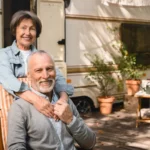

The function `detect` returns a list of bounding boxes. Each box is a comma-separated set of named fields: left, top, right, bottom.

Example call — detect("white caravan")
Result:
left=1, top=0, right=150, bottom=113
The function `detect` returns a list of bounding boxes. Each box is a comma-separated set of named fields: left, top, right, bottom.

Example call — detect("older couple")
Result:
left=0, top=10, right=96, bottom=149
left=8, top=50, right=96, bottom=150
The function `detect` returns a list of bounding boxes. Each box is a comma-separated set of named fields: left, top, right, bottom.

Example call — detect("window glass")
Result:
left=120, top=23, right=150, bottom=65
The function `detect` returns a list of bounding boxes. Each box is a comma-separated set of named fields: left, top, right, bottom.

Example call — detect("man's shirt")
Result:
left=7, top=89, right=96, bottom=150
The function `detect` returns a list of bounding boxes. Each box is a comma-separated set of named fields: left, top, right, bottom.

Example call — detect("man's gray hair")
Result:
left=27, top=50, right=55, bottom=71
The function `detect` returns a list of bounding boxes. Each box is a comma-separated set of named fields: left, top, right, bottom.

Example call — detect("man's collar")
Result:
left=30, top=87, right=59, bottom=104
left=30, top=87, right=52, bottom=101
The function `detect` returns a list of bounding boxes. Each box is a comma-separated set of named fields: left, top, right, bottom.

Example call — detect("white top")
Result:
left=20, top=50, right=32, bottom=75
left=31, top=87, right=65, bottom=150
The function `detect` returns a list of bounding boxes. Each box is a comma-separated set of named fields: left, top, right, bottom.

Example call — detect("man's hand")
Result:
left=33, top=96, right=54, bottom=117
left=17, top=90, right=55, bottom=117
left=54, top=100, right=73, bottom=124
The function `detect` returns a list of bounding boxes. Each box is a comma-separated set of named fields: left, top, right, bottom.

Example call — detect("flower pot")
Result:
left=97, top=96, right=115, bottom=115
left=126, top=80, right=141, bottom=96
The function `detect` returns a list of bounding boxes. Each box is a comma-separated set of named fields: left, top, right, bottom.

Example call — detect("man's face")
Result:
left=28, top=53, right=56, bottom=94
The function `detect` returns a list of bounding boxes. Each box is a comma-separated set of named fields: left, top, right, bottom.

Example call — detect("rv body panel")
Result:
left=66, top=0, right=150, bottom=108
left=37, top=0, right=66, bottom=77
left=37, top=0, right=65, bottom=61
left=66, top=0, right=150, bottom=21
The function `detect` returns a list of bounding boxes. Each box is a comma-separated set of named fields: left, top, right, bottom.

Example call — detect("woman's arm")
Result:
left=55, top=68, right=74, bottom=102
left=16, top=91, right=54, bottom=117
left=0, top=50, right=29, bottom=96
left=0, top=50, right=54, bottom=117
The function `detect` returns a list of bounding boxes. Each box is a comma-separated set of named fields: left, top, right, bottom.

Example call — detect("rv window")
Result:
left=120, top=23, right=150, bottom=65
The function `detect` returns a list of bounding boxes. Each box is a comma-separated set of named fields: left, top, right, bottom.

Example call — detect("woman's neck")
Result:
left=16, top=42, right=30, bottom=50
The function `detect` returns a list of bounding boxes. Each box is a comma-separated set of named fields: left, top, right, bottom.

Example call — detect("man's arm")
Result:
left=7, top=102, right=27, bottom=150
left=54, top=100, right=96, bottom=149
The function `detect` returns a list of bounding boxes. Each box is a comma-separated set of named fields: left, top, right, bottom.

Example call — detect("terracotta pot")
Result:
left=126, top=80, right=141, bottom=96
left=97, top=96, right=115, bottom=115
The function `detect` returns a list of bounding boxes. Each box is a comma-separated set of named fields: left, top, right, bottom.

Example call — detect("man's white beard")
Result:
left=38, top=79, right=55, bottom=93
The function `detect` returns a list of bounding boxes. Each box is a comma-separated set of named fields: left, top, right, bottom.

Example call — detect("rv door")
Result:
left=36, top=0, right=66, bottom=77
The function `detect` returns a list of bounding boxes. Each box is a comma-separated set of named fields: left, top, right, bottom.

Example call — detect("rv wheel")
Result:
left=76, top=99, right=92, bottom=114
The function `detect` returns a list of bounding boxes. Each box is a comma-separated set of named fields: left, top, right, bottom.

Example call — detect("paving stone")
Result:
left=82, top=108, right=150, bottom=150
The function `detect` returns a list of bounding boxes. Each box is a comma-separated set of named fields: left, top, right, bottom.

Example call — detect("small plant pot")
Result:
left=97, top=96, right=115, bottom=115
left=126, top=80, right=141, bottom=96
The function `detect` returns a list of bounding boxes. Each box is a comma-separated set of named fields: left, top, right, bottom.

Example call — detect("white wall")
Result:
left=66, top=0, right=150, bottom=21
left=66, top=0, right=150, bottom=67
left=66, top=20, right=120, bottom=66
left=37, top=0, right=65, bottom=62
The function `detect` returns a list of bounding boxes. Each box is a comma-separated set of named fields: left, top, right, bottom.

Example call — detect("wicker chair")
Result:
left=0, top=78, right=30, bottom=150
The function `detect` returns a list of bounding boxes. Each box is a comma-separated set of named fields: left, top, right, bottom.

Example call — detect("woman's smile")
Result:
left=16, top=19, right=36, bottom=50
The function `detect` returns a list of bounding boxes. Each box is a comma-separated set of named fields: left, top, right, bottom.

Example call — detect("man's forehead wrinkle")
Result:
left=32, top=63, right=54, bottom=71
left=28, top=53, right=55, bottom=71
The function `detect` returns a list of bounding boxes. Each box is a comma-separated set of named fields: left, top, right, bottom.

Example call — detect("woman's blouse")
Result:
left=0, top=41, right=74, bottom=97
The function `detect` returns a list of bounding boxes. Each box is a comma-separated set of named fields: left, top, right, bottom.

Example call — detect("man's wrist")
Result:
left=66, top=116, right=73, bottom=125
left=67, top=116, right=76, bottom=126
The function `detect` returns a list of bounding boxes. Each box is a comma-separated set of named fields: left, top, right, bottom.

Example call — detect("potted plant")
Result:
left=117, top=43, right=145, bottom=96
left=86, top=54, right=118, bottom=115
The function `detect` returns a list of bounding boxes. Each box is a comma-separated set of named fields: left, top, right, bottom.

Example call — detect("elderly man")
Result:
left=7, top=50, right=96, bottom=150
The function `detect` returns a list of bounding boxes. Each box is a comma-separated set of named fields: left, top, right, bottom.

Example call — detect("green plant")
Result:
left=86, top=54, right=117, bottom=98
left=117, top=43, right=145, bottom=80
left=107, top=26, right=145, bottom=80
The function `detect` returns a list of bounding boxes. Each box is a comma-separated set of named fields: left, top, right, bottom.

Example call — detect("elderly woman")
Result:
left=0, top=10, right=73, bottom=117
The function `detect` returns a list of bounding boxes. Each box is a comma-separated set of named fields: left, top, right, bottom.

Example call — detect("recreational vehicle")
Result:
left=0, top=0, right=150, bottom=113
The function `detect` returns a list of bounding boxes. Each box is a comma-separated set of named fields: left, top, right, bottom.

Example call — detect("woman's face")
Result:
left=16, top=18, right=36, bottom=50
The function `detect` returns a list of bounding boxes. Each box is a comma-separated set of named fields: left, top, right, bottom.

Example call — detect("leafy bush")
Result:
left=117, top=43, right=145, bottom=80
left=86, top=54, right=117, bottom=97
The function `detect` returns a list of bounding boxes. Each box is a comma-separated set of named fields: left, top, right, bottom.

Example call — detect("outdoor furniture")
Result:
left=0, top=120, right=4, bottom=150
left=0, top=77, right=30, bottom=150
left=135, top=92, right=150, bottom=128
